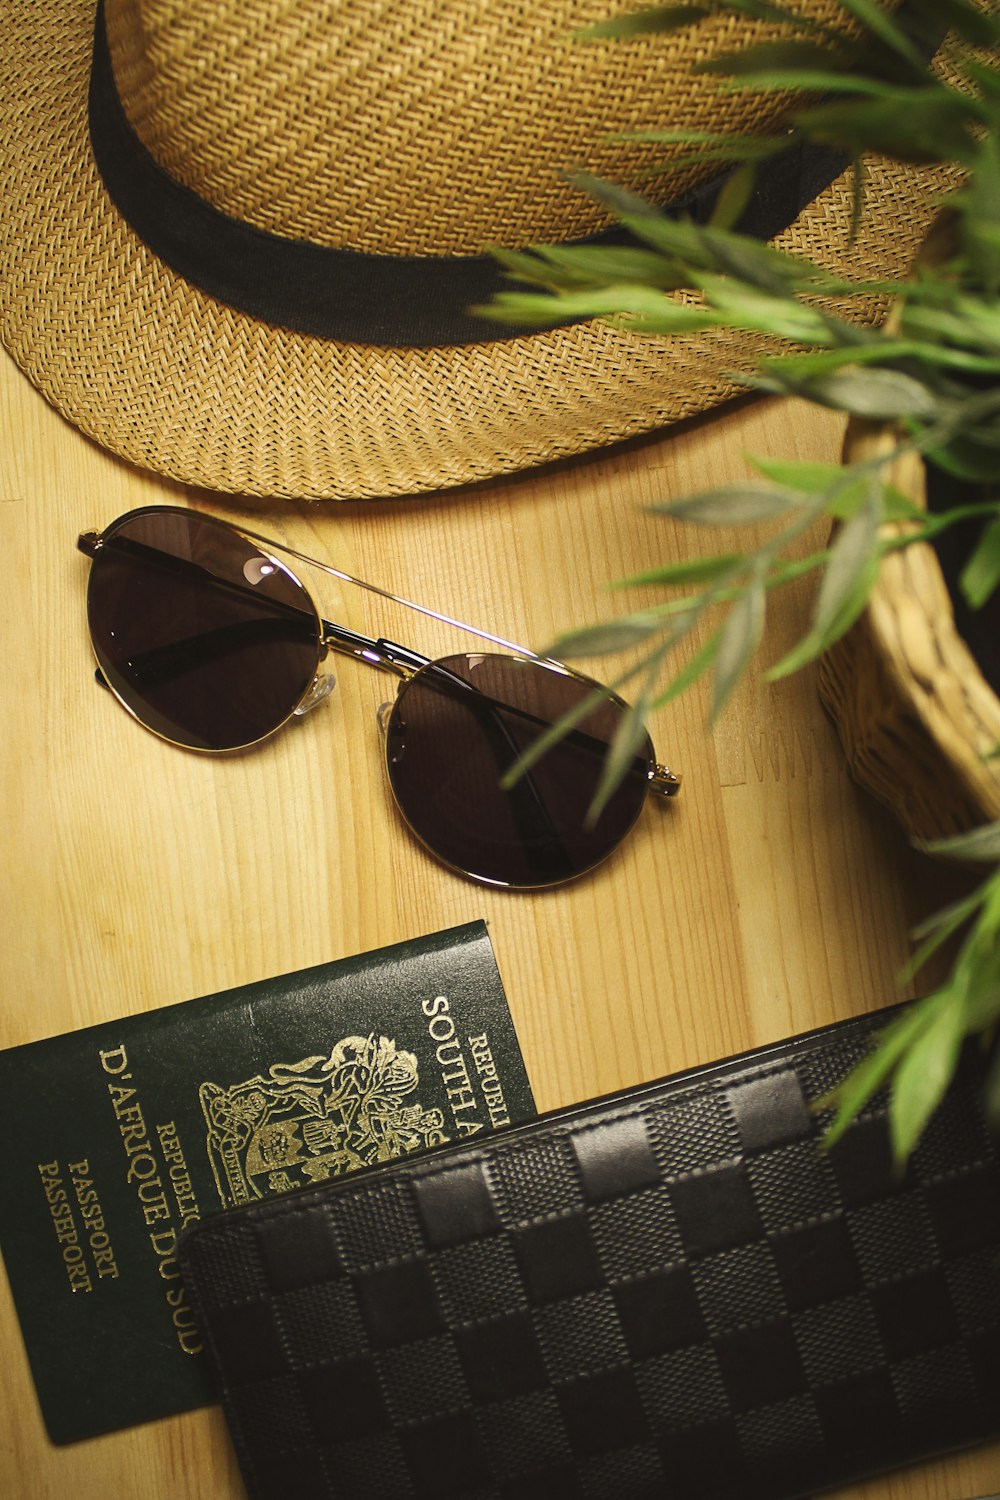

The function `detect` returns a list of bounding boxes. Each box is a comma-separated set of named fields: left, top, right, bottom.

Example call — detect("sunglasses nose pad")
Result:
left=376, top=700, right=396, bottom=745
left=378, top=700, right=411, bottom=768
left=293, top=672, right=336, bottom=718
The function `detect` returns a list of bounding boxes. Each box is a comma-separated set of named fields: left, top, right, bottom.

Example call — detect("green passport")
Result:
left=0, top=921, right=534, bottom=1444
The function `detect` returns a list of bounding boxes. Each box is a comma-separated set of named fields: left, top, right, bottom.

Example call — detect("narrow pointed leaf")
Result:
left=766, top=545, right=879, bottom=681
left=747, top=455, right=846, bottom=492
left=927, top=1, right=1000, bottom=48
left=889, top=990, right=967, bottom=1164
left=961, top=934, right=1000, bottom=1032
left=621, top=128, right=787, bottom=160
left=498, top=680, right=614, bottom=789
left=714, top=0, right=829, bottom=23
left=924, top=822, right=1000, bottom=863
left=699, top=277, right=835, bottom=340
left=651, top=484, right=804, bottom=525
left=575, top=6, right=710, bottom=41
left=476, top=283, right=707, bottom=326
left=587, top=699, right=654, bottom=826
left=698, top=39, right=852, bottom=77
left=546, top=614, right=665, bottom=660
left=961, top=134, right=1000, bottom=294
left=817, top=1000, right=941, bottom=1148
left=528, top=243, right=680, bottom=288
left=652, top=628, right=722, bottom=708
left=710, top=161, right=758, bottom=231
left=835, top=0, right=930, bottom=71
left=959, top=514, right=1000, bottom=610
left=794, top=368, right=939, bottom=419
left=813, top=485, right=880, bottom=637
left=568, top=172, right=661, bottom=222
left=900, top=885, right=986, bottom=984
left=613, top=553, right=743, bottom=589
left=711, top=574, right=766, bottom=721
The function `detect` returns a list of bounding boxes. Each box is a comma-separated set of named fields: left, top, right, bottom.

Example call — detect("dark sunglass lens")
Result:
left=384, top=653, right=652, bottom=887
left=87, top=509, right=322, bottom=750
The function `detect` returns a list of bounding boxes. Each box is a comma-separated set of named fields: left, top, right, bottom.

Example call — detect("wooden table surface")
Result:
left=1, top=344, right=998, bottom=1499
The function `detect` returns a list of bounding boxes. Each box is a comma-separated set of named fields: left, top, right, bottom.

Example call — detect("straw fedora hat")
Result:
left=0, top=0, right=954, bottom=500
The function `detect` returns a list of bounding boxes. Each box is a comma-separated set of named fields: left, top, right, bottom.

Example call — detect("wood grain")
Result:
left=1, top=348, right=997, bottom=1498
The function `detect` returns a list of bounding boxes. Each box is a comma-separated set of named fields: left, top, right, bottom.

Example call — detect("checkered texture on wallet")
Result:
left=177, top=1004, right=1000, bottom=1500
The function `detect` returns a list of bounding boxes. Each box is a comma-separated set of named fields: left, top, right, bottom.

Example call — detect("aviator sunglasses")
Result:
left=78, top=506, right=681, bottom=888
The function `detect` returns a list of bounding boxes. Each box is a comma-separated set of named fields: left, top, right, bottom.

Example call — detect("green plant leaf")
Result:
left=746, top=455, right=845, bottom=492
left=961, top=927, right=1000, bottom=1032
left=902, top=293, right=1000, bottom=356
left=477, top=282, right=731, bottom=333
left=612, top=553, right=744, bottom=588
left=961, top=132, right=1000, bottom=296
left=786, top=366, right=939, bottom=419
left=697, top=39, right=852, bottom=78
left=766, top=540, right=879, bottom=681
left=888, top=992, right=968, bottom=1164
left=962, top=57, right=1000, bottom=102
left=746, top=455, right=925, bottom=523
left=708, top=74, right=950, bottom=101
left=827, top=478, right=922, bottom=524
left=498, top=673, right=631, bottom=790
left=900, top=884, right=987, bottom=986
left=698, top=275, right=836, bottom=340
left=834, top=0, right=932, bottom=74
left=820, top=475, right=875, bottom=522
left=574, top=5, right=710, bottom=41
left=959, top=515, right=1000, bottom=610
left=765, top=337, right=1000, bottom=379
left=710, top=161, right=759, bottom=231
left=605, top=209, right=823, bottom=287
left=929, top=0, right=1000, bottom=49
left=650, top=484, right=805, bottom=525
left=711, top=571, right=766, bottom=720
left=545, top=613, right=666, bottom=659
left=651, top=628, right=722, bottom=708
left=922, top=433, right=1000, bottom=484
left=813, top=483, right=881, bottom=637
left=568, top=172, right=663, bottom=222
left=793, top=95, right=977, bottom=165
left=506, top=242, right=682, bottom=290
left=924, top=822, right=1000, bottom=863
left=587, top=695, right=655, bottom=825
left=619, top=127, right=788, bottom=160
left=817, top=1000, right=942, bottom=1148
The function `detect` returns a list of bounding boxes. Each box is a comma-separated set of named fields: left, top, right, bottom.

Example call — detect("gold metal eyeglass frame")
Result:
left=78, top=507, right=680, bottom=886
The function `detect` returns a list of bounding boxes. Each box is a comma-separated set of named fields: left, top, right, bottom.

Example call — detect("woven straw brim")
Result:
left=0, top=3, right=959, bottom=500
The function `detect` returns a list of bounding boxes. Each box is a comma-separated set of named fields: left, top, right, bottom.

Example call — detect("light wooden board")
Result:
left=1, top=347, right=997, bottom=1498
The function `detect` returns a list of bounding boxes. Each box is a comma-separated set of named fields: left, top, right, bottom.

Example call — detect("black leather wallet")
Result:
left=177, top=1004, right=1000, bottom=1500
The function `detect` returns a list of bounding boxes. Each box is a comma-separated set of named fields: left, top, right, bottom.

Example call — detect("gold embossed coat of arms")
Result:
left=200, top=1034, right=448, bottom=1207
